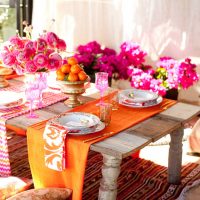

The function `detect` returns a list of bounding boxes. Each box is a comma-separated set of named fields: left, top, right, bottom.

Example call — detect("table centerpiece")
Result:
left=56, top=56, right=90, bottom=108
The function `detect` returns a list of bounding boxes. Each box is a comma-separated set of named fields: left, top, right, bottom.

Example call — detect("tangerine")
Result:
left=56, top=68, right=63, bottom=75
left=70, top=64, right=83, bottom=74
left=68, top=72, right=79, bottom=82
left=56, top=72, right=65, bottom=81
left=78, top=71, right=88, bottom=81
left=67, top=57, right=78, bottom=65
left=61, top=64, right=71, bottom=74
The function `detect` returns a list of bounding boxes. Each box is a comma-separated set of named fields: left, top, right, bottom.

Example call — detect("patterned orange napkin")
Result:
left=43, top=122, right=68, bottom=171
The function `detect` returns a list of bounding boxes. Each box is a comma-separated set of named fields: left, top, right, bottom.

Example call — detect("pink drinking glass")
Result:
left=36, top=72, right=48, bottom=107
left=25, top=74, right=40, bottom=118
left=95, top=72, right=109, bottom=105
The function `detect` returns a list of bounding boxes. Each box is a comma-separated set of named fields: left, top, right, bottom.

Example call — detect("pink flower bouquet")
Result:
left=0, top=31, right=66, bottom=74
left=128, top=57, right=199, bottom=96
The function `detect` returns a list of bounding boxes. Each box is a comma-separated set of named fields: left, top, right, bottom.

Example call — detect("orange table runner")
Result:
left=27, top=97, right=176, bottom=200
left=5, top=72, right=21, bottom=80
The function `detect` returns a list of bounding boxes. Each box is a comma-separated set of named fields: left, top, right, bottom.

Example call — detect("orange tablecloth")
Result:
left=27, top=97, right=176, bottom=200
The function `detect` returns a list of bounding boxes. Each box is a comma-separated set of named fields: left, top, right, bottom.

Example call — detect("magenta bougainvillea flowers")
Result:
left=75, top=40, right=199, bottom=96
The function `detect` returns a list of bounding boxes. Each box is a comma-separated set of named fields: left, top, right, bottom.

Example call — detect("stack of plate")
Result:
left=118, top=89, right=162, bottom=108
left=49, top=112, right=105, bottom=135
left=0, top=91, right=24, bottom=110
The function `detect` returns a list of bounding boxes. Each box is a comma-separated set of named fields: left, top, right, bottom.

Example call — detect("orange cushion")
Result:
left=0, top=176, right=32, bottom=200
left=7, top=188, right=72, bottom=200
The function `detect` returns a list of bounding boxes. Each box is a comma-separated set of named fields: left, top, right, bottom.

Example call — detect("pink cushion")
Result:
left=7, top=188, right=72, bottom=200
left=0, top=176, right=32, bottom=200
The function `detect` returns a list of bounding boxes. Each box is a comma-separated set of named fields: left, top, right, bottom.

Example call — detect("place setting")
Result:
left=118, top=88, right=163, bottom=108
left=48, top=112, right=106, bottom=136
left=0, top=91, right=26, bottom=116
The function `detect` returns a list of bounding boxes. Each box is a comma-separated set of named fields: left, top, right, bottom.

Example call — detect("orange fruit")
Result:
left=61, top=64, right=71, bottom=74
left=78, top=71, right=88, bottom=81
left=56, top=72, right=65, bottom=81
left=56, top=68, right=63, bottom=75
left=68, top=72, right=79, bottom=82
left=67, top=57, right=78, bottom=65
left=70, top=64, right=83, bottom=74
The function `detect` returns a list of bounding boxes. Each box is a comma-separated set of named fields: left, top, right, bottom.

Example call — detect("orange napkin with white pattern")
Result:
left=43, top=123, right=68, bottom=171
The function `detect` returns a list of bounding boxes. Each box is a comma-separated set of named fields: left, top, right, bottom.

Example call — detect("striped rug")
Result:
left=8, top=131, right=200, bottom=200
left=83, top=152, right=200, bottom=200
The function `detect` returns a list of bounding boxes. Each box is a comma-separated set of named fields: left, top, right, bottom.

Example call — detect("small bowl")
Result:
left=0, top=67, right=13, bottom=88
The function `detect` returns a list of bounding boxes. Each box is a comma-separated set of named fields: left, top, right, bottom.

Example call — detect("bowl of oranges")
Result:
left=56, top=57, right=90, bottom=107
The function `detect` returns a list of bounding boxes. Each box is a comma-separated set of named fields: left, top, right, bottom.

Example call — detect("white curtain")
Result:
left=32, top=0, right=200, bottom=103
left=32, top=0, right=200, bottom=61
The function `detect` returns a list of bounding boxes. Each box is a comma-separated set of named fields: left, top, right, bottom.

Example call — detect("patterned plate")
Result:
left=50, top=112, right=101, bottom=132
left=119, top=96, right=163, bottom=108
left=0, top=91, right=25, bottom=109
left=67, top=121, right=105, bottom=136
left=119, top=89, right=158, bottom=103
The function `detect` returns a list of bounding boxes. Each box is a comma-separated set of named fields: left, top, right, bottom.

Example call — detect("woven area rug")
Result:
left=8, top=130, right=200, bottom=200
left=8, top=131, right=31, bottom=179
left=83, top=154, right=200, bottom=200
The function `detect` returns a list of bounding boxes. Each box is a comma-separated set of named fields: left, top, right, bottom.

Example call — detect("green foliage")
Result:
left=0, top=7, right=16, bottom=41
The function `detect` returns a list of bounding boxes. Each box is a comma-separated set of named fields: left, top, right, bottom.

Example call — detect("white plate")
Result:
left=119, top=96, right=163, bottom=108
left=0, top=99, right=25, bottom=110
left=50, top=112, right=100, bottom=132
left=47, top=81, right=60, bottom=90
left=0, top=91, right=23, bottom=106
left=67, top=121, right=105, bottom=136
left=0, top=91, right=25, bottom=110
left=119, top=89, right=158, bottom=103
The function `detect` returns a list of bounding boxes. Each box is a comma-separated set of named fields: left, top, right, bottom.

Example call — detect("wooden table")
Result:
left=5, top=77, right=200, bottom=200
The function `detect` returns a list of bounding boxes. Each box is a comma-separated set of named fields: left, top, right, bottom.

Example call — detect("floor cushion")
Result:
left=188, top=118, right=200, bottom=153
left=0, top=176, right=33, bottom=200
left=177, top=179, right=200, bottom=200
left=7, top=188, right=72, bottom=200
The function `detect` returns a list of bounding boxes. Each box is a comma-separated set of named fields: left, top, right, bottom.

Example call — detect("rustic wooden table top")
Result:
left=7, top=77, right=200, bottom=159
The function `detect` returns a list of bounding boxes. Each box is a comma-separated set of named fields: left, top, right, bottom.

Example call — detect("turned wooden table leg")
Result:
left=168, top=127, right=184, bottom=184
left=98, top=154, right=122, bottom=200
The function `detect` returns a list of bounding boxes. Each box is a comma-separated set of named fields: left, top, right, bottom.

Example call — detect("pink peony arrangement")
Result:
left=0, top=31, right=66, bottom=74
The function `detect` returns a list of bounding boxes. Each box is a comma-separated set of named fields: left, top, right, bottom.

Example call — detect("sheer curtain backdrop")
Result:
left=32, top=0, right=200, bottom=60
left=32, top=0, right=200, bottom=103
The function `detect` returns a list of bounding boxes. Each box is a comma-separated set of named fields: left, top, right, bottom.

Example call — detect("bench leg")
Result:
left=98, top=154, right=122, bottom=200
left=168, top=127, right=184, bottom=184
